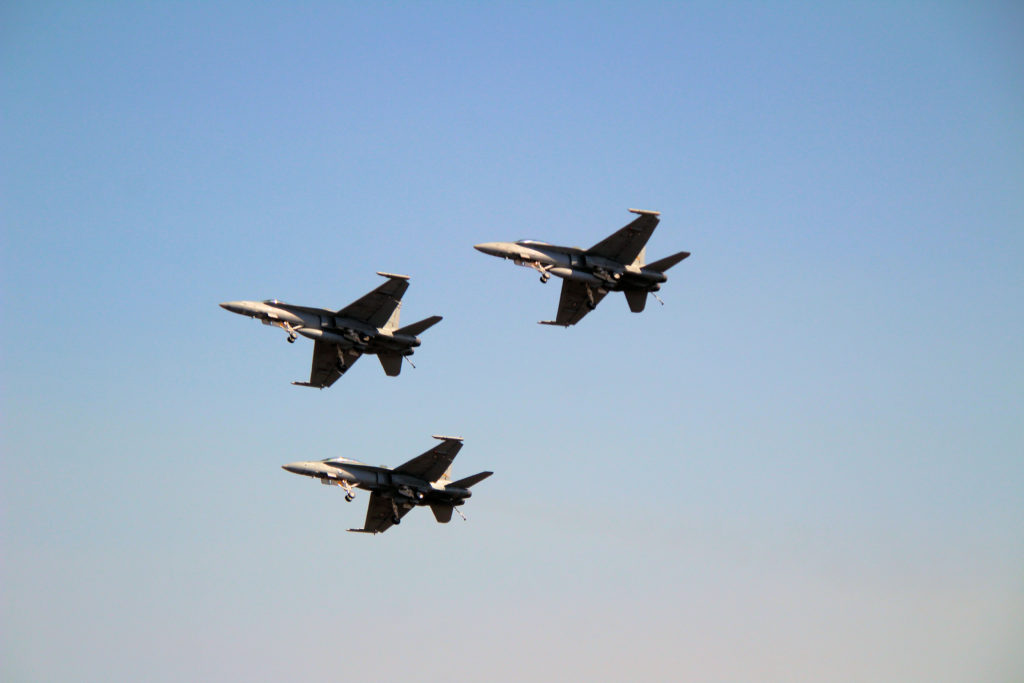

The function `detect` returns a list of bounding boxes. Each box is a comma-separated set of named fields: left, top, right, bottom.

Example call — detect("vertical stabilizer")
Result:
left=383, top=301, right=402, bottom=331
left=430, top=503, right=454, bottom=523
left=632, top=246, right=646, bottom=267
left=378, top=353, right=403, bottom=376
left=624, top=289, right=648, bottom=313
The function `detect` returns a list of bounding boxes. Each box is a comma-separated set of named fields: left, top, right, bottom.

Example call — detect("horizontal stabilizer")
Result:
left=645, top=250, right=690, bottom=273
left=430, top=503, right=454, bottom=523
left=396, top=315, right=442, bottom=337
left=449, top=471, right=493, bottom=489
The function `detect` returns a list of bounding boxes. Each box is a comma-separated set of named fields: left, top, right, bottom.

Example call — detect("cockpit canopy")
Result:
left=515, top=239, right=584, bottom=253
left=321, top=456, right=367, bottom=466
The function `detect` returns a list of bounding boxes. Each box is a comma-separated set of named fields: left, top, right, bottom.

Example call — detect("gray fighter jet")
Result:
left=220, top=272, right=441, bottom=388
left=282, top=436, right=492, bottom=534
left=475, top=209, right=690, bottom=326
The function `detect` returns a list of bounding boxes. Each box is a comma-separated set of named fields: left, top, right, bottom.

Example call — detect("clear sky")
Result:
left=3, top=2, right=1022, bottom=681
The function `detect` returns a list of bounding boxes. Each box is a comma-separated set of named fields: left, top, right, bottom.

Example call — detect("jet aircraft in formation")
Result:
left=224, top=209, right=689, bottom=534
left=474, top=208, right=689, bottom=326
left=282, top=436, right=492, bottom=534
left=221, top=272, right=441, bottom=388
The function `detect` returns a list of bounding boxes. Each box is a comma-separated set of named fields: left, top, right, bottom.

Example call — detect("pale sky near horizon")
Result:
left=3, top=2, right=1023, bottom=681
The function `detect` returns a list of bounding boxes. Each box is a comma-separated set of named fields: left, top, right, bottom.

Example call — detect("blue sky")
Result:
left=3, top=2, right=1022, bottom=681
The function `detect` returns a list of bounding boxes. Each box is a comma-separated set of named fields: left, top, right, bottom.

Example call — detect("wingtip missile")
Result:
left=628, top=208, right=661, bottom=216
left=376, top=271, right=410, bottom=280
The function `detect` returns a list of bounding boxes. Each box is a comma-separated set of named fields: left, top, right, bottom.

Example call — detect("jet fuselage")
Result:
left=219, top=300, right=421, bottom=354
left=473, top=241, right=667, bottom=292
left=282, top=458, right=472, bottom=507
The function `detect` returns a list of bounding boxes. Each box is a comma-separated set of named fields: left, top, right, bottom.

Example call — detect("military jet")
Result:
left=220, top=272, right=441, bottom=388
left=475, top=209, right=690, bottom=326
left=282, top=435, right=493, bottom=534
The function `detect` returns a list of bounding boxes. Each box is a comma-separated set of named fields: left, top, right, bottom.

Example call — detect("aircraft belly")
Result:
left=548, top=267, right=603, bottom=287
left=516, top=249, right=566, bottom=266
left=300, top=312, right=322, bottom=327
left=544, top=251, right=571, bottom=266
left=586, top=255, right=619, bottom=271
left=391, top=473, right=426, bottom=489
left=270, top=308, right=306, bottom=326
left=332, top=318, right=377, bottom=336
left=326, top=466, right=375, bottom=488
left=368, top=335, right=416, bottom=353
left=298, top=328, right=356, bottom=348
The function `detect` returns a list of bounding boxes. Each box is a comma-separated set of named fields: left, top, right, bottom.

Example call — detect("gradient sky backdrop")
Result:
left=3, top=2, right=1022, bottom=681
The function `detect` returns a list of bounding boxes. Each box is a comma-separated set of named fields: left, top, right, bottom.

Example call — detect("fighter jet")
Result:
left=475, top=209, right=690, bottom=326
left=282, top=435, right=493, bottom=534
left=220, top=272, right=441, bottom=388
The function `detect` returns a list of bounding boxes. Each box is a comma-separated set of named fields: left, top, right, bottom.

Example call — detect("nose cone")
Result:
left=221, top=300, right=263, bottom=317
left=474, top=242, right=507, bottom=257
left=220, top=301, right=246, bottom=315
left=282, top=462, right=307, bottom=475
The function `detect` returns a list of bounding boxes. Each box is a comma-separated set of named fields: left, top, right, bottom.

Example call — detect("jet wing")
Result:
left=349, top=492, right=412, bottom=534
left=540, top=279, right=609, bottom=327
left=335, top=273, right=410, bottom=327
left=292, top=340, right=360, bottom=388
left=586, top=210, right=660, bottom=264
left=392, top=436, right=464, bottom=482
